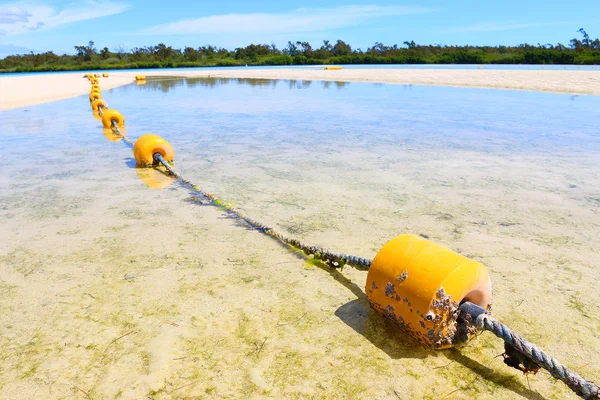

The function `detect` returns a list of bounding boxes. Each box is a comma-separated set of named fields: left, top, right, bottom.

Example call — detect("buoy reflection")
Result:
left=135, top=163, right=175, bottom=189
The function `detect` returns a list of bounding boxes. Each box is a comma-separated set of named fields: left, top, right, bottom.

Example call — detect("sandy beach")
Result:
left=1, top=68, right=599, bottom=110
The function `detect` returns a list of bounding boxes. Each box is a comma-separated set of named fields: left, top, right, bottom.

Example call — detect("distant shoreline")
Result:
left=1, top=68, right=599, bottom=110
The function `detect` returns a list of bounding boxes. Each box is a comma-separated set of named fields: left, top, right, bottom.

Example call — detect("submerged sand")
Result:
left=0, top=76, right=599, bottom=399
left=1, top=67, right=599, bottom=110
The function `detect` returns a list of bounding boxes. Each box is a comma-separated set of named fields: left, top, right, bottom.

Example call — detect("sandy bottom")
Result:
left=0, top=79, right=599, bottom=399
left=1, top=66, right=599, bottom=111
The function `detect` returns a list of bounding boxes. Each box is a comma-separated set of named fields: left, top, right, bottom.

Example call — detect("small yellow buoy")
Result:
left=90, top=78, right=99, bottom=84
left=90, top=84, right=101, bottom=91
left=101, top=109, right=125, bottom=129
left=324, top=66, right=342, bottom=70
left=135, top=75, right=146, bottom=81
left=103, top=73, right=109, bottom=78
left=89, top=92, right=102, bottom=102
left=133, top=134, right=175, bottom=166
left=90, top=99, right=107, bottom=112
left=366, top=234, right=492, bottom=349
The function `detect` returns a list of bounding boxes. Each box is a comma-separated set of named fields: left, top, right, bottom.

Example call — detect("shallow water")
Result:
left=1, top=79, right=599, bottom=399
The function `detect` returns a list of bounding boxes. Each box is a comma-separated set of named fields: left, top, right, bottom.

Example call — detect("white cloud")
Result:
left=141, top=5, right=437, bottom=35
left=0, top=1, right=129, bottom=36
left=442, top=22, right=565, bottom=33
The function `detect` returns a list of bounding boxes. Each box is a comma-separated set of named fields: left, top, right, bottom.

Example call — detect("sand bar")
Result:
left=1, top=68, right=599, bottom=110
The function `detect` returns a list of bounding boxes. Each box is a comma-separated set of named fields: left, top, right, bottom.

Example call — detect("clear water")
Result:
left=1, top=79, right=599, bottom=399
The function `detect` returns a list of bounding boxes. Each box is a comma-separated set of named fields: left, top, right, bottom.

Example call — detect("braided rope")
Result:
left=154, top=154, right=372, bottom=271
left=475, top=314, right=600, bottom=399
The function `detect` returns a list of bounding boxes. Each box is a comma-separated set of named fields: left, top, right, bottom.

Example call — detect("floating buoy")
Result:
left=94, top=73, right=101, bottom=78
left=135, top=75, right=146, bottom=81
left=90, top=99, right=107, bottom=112
left=366, top=234, right=492, bottom=349
left=90, top=78, right=99, bottom=84
left=90, top=86, right=101, bottom=93
left=90, top=88, right=101, bottom=96
left=133, top=134, right=175, bottom=166
left=103, top=73, right=109, bottom=78
left=325, top=66, right=342, bottom=70
left=87, top=73, right=94, bottom=78
left=101, top=109, right=125, bottom=129
left=102, top=128, right=123, bottom=142
left=135, top=166, right=175, bottom=189
left=89, top=92, right=102, bottom=102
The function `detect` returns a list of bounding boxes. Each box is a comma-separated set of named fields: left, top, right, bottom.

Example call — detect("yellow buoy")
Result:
left=135, top=166, right=175, bottom=189
left=89, top=92, right=102, bottom=102
left=90, top=99, right=107, bottom=112
left=135, top=75, right=146, bottom=81
left=94, top=73, right=101, bottom=78
left=133, top=134, right=175, bottom=166
left=103, top=73, right=109, bottom=78
left=90, top=78, right=99, bottom=84
left=101, top=109, right=125, bottom=129
left=366, top=234, right=492, bottom=349
left=325, top=66, right=342, bottom=70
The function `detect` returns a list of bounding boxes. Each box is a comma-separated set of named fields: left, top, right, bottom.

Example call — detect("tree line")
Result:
left=1, top=29, right=599, bottom=73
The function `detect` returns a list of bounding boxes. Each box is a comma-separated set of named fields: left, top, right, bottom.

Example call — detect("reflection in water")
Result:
left=102, top=128, right=123, bottom=142
left=135, top=77, right=351, bottom=92
left=135, top=164, right=175, bottom=189
left=92, top=110, right=102, bottom=121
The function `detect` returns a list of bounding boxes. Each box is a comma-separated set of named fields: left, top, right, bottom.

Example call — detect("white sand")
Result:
left=1, top=67, right=599, bottom=110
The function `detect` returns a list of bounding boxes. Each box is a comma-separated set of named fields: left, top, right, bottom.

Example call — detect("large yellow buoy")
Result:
left=366, top=234, right=492, bottom=349
left=101, top=109, right=125, bottom=129
left=133, top=134, right=174, bottom=166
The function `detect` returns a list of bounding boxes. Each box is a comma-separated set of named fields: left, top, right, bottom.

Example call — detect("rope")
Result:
left=475, top=314, right=600, bottom=399
left=154, top=153, right=372, bottom=271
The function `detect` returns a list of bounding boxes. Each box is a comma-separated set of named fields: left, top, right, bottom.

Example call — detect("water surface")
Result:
left=1, top=79, right=599, bottom=399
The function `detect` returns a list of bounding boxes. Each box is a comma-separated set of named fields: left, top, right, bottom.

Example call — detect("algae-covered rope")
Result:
left=153, top=153, right=372, bottom=271
left=476, top=314, right=600, bottom=399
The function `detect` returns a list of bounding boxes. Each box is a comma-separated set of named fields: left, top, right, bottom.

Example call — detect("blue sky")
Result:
left=0, top=0, right=598, bottom=57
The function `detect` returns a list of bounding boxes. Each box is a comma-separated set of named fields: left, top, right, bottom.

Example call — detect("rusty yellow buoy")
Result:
left=101, top=109, right=125, bottom=129
left=133, top=134, right=174, bottom=166
left=366, top=234, right=492, bottom=349
left=135, top=166, right=175, bottom=189
left=90, top=99, right=107, bottom=112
